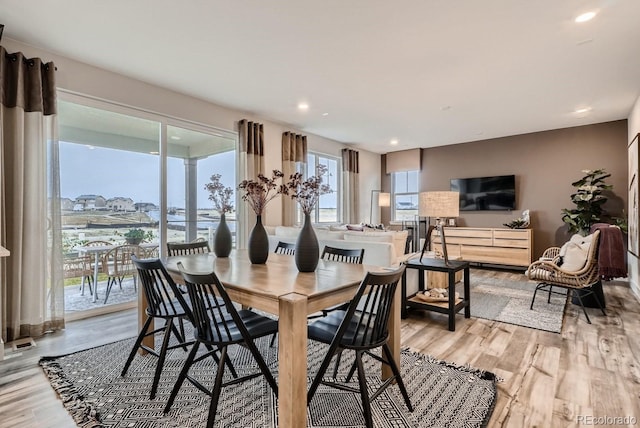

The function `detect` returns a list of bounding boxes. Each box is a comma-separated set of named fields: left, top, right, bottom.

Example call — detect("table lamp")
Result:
left=369, top=190, right=390, bottom=225
left=419, top=191, right=459, bottom=264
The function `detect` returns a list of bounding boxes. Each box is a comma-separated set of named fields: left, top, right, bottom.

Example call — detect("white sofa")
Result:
left=265, top=226, right=408, bottom=268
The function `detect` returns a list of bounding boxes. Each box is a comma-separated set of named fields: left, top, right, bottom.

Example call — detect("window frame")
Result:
left=303, top=151, right=341, bottom=224
left=391, top=170, right=419, bottom=222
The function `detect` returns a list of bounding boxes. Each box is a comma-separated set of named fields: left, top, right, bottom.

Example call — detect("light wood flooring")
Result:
left=1, top=268, right=639, bottom=428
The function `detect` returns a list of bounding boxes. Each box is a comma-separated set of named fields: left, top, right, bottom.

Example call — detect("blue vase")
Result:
left=295, top=213, right=319, bottom=272
left=213, top=213, right=232, bottom=257
left=248, top=215, right=269, bottom=264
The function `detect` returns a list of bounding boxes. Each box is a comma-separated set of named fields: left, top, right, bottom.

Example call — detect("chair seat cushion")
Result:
left=197, top=309, right=278, bottom=344
left=308, top=310, right=380, bottom=347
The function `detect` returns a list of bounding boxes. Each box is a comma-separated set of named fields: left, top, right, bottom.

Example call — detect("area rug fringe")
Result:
left=39, top=358, right=103, bottom=428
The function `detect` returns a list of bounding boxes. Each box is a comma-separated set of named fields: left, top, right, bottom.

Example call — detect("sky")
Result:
left=59, top=142, right=236, bottom=209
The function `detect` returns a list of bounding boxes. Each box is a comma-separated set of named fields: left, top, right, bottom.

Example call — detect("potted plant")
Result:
left=124, top=228, right=149, bottom=245
left=238, top=170, right=286, bottom=264
left=561, top=169, right=612, bottom=235
left=204, top=174, right=234, bottom=257
left=282, top=164, right=332, bottom=272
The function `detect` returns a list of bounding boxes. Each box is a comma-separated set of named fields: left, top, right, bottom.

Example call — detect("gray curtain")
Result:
left=342, top=148, right=360, bottom=224
left=0, top=46, right=63, bottom=341
left=237, top=120, right=265, bottom=248
left=282, top=132, right=307, bottom=226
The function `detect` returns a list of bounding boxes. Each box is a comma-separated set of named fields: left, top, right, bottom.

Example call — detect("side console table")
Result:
left=401, top=258, right=471, bottom=331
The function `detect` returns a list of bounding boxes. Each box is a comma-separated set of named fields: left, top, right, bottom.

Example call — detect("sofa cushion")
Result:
left=275, top=226, right=301, bottom=238
left=315, top=230, right=345, bottom=240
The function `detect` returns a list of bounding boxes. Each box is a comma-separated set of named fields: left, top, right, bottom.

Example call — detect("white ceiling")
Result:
left=2, top=0, right=640, bottom=154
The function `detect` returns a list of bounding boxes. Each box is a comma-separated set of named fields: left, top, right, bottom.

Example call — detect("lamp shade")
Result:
left=419, top=191, right=459, bottom=218
left=378, top=192, right=391, bottom=207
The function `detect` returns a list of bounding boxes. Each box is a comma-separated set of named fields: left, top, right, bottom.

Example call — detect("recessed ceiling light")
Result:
left=170, top=136, right=181, bottom=140
left=322, top=112, right=329, bottom=116
left=298, top=102, right=309, bottom=111
left=390, top=139, right=399, bottom=146
left=574, top=107, right=592, bottom=114
left=575, top=11, right=597, bottom=23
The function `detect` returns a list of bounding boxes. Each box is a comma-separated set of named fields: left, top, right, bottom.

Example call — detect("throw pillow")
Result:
left=346, top=224, right=364, bottom=231
left=558, top=234, right=593, bottom=272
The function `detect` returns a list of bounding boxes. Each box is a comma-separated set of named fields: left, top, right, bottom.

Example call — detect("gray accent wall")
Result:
left=383, top=120, right=628, bottom=260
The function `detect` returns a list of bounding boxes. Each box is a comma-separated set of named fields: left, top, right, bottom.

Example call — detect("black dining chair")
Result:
left=274, top=241, right=296, bottom=255
left=122, top=255, right=196, bottom=399
left=321, top=245, right=364, bottom=264
left=306, top=266, right=412, bottom=428
left=167, top=240, right=210, bottom=256
left=163, top=264, right=279, bottom=428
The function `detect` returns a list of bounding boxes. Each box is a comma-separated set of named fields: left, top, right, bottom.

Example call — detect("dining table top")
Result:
left=163, top=250, right=392, bottom=315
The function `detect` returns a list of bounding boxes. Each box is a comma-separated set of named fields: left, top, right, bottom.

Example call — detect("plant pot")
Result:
left=125, top=237, right=143, bottom=245
left=248, top=215, right=269, bottom=264
left=214, top=213, right=232, bottom=257
left=295, top=213, right=319, bottom=272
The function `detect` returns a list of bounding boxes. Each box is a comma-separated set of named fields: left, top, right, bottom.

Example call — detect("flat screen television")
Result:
left=450, top=175, right=516, bottom=211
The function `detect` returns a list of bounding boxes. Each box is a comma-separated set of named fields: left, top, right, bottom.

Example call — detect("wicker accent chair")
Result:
left=525, top=230, right=605, bottom=324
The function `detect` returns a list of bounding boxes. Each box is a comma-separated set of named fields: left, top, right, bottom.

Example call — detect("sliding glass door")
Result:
left=57, top=96, right=237, bottom=317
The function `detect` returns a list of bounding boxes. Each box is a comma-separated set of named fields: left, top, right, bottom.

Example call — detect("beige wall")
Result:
left=382, top=121, right=628, bottom=258
left=628, top=95, right=640, bottom=299
left=4, top=38, right=381, bottom=227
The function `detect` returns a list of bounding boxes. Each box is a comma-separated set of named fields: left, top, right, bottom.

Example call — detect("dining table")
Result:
left=153, top=249, right=401, bottom=428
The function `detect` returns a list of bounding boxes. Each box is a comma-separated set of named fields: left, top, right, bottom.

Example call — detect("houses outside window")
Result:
left=57, top=94, right=236, bottom=317
left=392, top=170, right=419, bottom=221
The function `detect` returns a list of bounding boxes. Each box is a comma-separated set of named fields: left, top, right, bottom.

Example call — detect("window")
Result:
left=392, top=170, right=419, bottom=221
left=57, top=95, right=236, bottom=317
left=304, top=152, right=340, bottom=223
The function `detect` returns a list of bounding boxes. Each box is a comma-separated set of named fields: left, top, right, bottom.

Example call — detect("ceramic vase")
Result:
left=248, top=215, right=269, bottom=264
left=295, top=213, right=319, bottom=272
left=213, top=213, right=232, bottom=257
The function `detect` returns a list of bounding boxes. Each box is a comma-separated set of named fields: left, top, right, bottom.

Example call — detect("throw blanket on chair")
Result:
left=590, top=223, right=627, bottom=280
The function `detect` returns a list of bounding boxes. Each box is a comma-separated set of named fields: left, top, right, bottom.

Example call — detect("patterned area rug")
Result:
left=470, top=271, right=567, bottom=333
left=40, top=335, right=497, bottom=428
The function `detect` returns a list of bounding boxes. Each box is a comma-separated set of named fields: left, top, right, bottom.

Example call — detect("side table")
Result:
left=402, top=258, right=471, bottom=331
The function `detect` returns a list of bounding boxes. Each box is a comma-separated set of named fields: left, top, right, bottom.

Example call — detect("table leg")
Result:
left=278, top=293, right=308, bottom=428
left=383, top=282, right=401, bottom=380
left=464, top=267, right=471, bottom=318
left=448, top=271, right=456, bottom=332
left=139, top=282, right=153, bottom=355
left=401, top=269, right=408, bottom=319
left=91, top=253, right=100, bottom=303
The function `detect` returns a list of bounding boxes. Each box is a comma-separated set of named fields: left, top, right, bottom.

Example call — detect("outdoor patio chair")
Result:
left=306, top=266, right=412, bottom=428
left=77, top=240, right=112, bottom=295
left=525, top=229, right=605, bottom=324
left=163, top=264, right=279, bottom=428
left=63, top=254, right=94, bottom=296
left=101, top=244, right=144, bottom=304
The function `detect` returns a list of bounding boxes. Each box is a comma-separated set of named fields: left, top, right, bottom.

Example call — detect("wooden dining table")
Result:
left=147, top=249, right=401, bottom=428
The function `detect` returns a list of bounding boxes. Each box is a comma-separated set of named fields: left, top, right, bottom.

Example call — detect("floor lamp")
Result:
left=370, top=190, right=390, bottom=225
left=419, top=191, right=459, bottom=265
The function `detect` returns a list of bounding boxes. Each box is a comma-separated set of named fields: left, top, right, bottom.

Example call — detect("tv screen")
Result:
left=450, top=175, right=516, bottom=211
